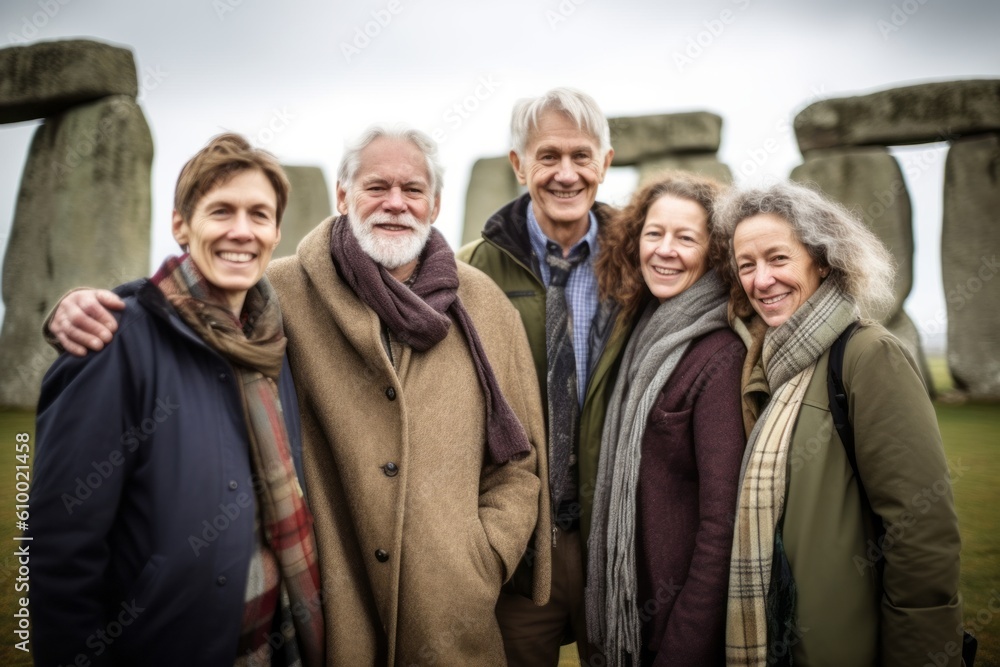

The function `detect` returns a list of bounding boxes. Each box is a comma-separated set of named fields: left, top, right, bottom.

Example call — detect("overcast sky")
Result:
left=1, top=0, right=998, bottom=350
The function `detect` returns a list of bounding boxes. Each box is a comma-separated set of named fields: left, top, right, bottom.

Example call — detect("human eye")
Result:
left=737, top=261, right=754, bottom=273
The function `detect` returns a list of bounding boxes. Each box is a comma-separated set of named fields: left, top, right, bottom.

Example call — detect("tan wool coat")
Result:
left=266, top=217, right=550, bottom=666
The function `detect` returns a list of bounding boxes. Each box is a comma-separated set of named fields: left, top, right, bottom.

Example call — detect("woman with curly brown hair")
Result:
left=586, top=171, right=746, bottom=666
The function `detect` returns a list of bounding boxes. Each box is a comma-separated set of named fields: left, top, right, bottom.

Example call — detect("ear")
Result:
left=509, top=150, right=528, bottom=186
left=428, top=192, right=441, bottom=225
left=171, top=210, right=189, bottom=248
left=599, top=148, right=615, bottom=183
left=273, top=224, right=282, bottom=249
left=335, top=182, right=349, bottom=216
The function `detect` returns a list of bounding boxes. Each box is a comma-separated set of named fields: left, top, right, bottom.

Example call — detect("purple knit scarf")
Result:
left=329, top=215, right=531, bottom=464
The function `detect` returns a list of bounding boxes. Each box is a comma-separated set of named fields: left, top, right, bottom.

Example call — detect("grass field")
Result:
left=2, top=358, right=997, bottom=666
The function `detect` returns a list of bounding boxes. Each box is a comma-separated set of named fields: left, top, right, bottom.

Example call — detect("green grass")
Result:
left=3, top=360, right=998, bottom=665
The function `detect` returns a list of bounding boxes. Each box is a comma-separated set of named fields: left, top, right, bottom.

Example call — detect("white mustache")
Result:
left=364, top=212, right=421, bottom=230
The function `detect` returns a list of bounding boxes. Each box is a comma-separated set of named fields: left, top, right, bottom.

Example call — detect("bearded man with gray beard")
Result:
left=45, top=124, right=551, bottom=666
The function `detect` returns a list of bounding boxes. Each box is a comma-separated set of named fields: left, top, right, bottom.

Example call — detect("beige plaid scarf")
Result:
left=725, top=279, right=856, bottom=665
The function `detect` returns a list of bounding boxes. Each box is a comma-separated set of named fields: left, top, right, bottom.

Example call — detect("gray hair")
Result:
left=510, top=87, right=612, bottom=158
left=715, top=180, right=896, bottom=318
left=336, top=123, right=445, bottom=198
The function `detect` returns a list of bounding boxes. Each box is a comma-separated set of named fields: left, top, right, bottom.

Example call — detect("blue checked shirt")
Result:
left=526, top=202, right=600, bottom=406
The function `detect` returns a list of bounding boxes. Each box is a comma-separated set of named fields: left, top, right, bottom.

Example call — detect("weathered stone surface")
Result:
left=883, top=309, right=936, bottom=397
left=0, top=95, right=152, bottom=409
left=0, top=39, right=138, bottom=125
left=272, top=166, right=331, bottom=259
left=794, top=79, right=1000, bottom=152
left=461, top=156, right=519, bottom=246
left=790, top=147, right=912, bottom=321
left=609, top=112, right=723, bottom=165
left=942, top=133, right=1000, bottom=400
left=637, top=154, right=732, bottom=186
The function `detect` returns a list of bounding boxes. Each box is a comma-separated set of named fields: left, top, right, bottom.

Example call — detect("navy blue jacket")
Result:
left=28, top=280, right=304, bottom=666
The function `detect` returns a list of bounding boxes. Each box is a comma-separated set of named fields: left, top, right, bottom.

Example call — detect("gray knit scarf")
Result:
left=586, top=269, right=729, bottom=665
left=726, top=279, right=857, bottom=666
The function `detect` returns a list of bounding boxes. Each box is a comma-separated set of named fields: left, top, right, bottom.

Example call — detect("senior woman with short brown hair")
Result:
left=718, top=180, right=964, bottom=666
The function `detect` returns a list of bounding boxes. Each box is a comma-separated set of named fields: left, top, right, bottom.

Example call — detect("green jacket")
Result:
left=780, top=323, right=964, bottom=666
left=457, top=194, right=633, bottom=549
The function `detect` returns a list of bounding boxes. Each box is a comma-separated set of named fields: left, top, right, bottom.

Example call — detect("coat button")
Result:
left=385, top=386, right=396, bottom=400
left=375, top=549, right=389, bottom=563
left=216, top=575, right=227, bottom=586
left=218, top=372, right=227, bottom=381
left=228, top=480, right=238, bottom=490
left=382, top=462, right=399, bottom=477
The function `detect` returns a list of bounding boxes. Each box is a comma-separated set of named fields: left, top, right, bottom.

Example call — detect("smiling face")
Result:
left=337, top=136, right=440, bottom=281
left=509, top=110, right=613, bottom=245
left=172, top=168, right=280, bottom=317
left=639, top=194, right=711, bottom=302
left=733, top=213, right=825, bottom=327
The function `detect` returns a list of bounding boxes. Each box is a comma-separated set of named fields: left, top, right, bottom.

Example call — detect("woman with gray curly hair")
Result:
left=717, top=180, right=966, bottom=666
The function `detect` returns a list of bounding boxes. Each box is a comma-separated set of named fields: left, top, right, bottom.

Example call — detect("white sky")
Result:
left=1, top=0, right=997, bottom=351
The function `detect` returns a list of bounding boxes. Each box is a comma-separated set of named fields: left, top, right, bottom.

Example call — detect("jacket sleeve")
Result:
left=846, top=329, right=965, bottom=667
left=29, top=307, right=143, bottom=667
left=654, top=337, right=746, bottom=667
left=477, top=312, right=549, bottom=599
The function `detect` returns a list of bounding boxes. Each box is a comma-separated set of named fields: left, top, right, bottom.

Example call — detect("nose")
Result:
left=382, top=186, right=406, bottom=213
left=655, top=236, right=679, bottom=257
left=753, top=264, right=776, bottom=291
left=228, top=210, right=254, bottom=240
left=554, top=156, right=579, bottom=184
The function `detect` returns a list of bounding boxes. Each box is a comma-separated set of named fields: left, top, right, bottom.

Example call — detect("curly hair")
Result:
left=715, top=180, right=896, bottom=319
left=596, top=171, right=728, bottom=321
left=174, top=133, right=290, bottom=225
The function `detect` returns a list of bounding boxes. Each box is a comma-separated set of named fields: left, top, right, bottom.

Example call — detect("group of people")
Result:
left=29, top=87, right=966, bottom=666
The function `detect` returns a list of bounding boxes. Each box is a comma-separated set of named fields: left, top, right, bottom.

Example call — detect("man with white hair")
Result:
left=46, top=125, right=550, bottom=665
left=459, top=88, right=629, bottom=665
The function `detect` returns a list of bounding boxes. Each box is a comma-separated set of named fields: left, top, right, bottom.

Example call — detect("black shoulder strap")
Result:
left=827, top=321, right=860, bottom=471
left=826, top=322, right=883, bottom=538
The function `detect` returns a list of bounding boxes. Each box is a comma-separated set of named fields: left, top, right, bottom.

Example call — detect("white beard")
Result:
left=347, top=206, right=431, bottom=270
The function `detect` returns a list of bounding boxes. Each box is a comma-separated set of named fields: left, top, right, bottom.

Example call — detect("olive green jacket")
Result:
left=754, top=323, right=965, bottom=666
left=457, top=194, right=633, bottom=552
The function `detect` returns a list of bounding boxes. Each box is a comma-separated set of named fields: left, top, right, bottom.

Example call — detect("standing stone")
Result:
left=461, top=156, right=519, bottom=246
left=273, top=166, right=331, bottom=259
left=637, top=154, right=732, bottom=186
left=942, top=134, right=1000, bottom=400
left=609, top=112, right=723, bottom=165
left=794, top=79, right=1000, bottom=152
left=0, top=95, right=153, bottom=409
left=0, top=40, right=138, bottom=124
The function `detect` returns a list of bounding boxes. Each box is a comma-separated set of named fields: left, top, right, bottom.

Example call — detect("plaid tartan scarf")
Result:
left=152, top=255, right=325, bottom=667
left=725, top=279, right=856, bottom=666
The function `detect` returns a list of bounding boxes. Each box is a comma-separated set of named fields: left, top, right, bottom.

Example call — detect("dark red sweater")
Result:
left=635, top=328, right=746, bottom=667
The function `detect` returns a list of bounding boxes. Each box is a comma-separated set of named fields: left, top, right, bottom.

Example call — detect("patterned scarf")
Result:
left=586, top=270, right=730, bottom=665
left=328, top=215, right=531, bottom=464
left=725, top=279, right=856, bottom=666
left=151, top=255, right=325, bottom=667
